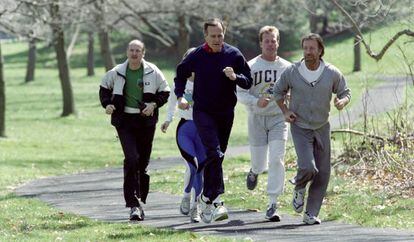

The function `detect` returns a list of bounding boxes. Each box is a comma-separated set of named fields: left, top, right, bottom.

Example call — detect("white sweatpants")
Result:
left=250, top=140, right=286, bottom=198
left=248, top=113, right=287, bottom=202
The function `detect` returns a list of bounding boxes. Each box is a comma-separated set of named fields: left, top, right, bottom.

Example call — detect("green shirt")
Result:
left=124, top=65, right=143, bottom=108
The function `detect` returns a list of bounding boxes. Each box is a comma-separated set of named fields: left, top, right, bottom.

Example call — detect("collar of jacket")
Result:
left=115, top=59, right=155, bottom=78
left=294, top=58, right=328, bottom=69
left=202, top=42, right=226, bottom=53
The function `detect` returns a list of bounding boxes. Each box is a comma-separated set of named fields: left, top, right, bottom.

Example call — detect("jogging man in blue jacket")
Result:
left=174, top=18, right=252, bottom=223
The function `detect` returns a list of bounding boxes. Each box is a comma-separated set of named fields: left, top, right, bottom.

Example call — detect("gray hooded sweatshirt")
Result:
left=273, top=61, right=351, bottom=130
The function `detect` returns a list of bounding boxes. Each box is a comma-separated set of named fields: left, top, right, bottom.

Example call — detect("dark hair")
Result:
left=203, top=18, right=226, bottom=35
left=301, top=33, right=324, bottom=58
left=259, top=26, right=280, bottom=43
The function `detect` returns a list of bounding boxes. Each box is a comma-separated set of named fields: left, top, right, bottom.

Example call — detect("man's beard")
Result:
left=304, top=55, right=317, bottom=63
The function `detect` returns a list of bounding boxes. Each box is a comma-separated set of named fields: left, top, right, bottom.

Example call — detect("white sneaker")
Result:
left=180, top=196, right=191, bottom=215
left=190, top=203, right=201, bottom=223
left=212, top=202, right=229, bottom=222
left=303, top=211, right=321, bottom=225
left=292, top=188, right=306, bottom=213
left=200, top=197, right=213, bottom=223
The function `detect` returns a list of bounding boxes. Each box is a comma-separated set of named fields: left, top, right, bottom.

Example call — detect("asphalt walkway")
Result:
left=15, top=76, right=414, bottom=241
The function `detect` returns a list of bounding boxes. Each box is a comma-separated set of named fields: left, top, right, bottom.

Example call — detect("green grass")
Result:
left=0, top=194, right=223, bottom=241
left=1, top=20, right=413, bottom=240
left=324, top=175, right=414, bottom=229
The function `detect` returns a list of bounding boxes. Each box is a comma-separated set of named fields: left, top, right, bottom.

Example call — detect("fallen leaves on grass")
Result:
left=334, top=136, right=414, bottom=198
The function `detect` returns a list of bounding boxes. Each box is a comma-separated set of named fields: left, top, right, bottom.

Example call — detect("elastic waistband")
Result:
left=124, top=106, right=140, bottom=114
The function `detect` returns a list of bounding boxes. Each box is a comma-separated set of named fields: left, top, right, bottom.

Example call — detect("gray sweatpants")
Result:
left=290, top=122, right=331, bottom=216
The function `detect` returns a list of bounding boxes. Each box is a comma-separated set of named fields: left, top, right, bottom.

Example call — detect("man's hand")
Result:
left=160, top=121, right=170, bottom=133
left=142, top=102, right=156, bottom=116
left=285, top=92, right=291, bottom=102
left=178, top=97, right=190, bottom=110
left=334, top=97, right=348, bottom=110
left=283, top=110, right=297, bottom=123
left=223, top=67, right=236, bottom=81
left=105, top=104, right=116, bottom=115
left=257, top=97, right=270, bottom=108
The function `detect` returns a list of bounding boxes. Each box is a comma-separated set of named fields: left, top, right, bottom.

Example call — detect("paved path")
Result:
left=15, top=76, right=414, bottom=241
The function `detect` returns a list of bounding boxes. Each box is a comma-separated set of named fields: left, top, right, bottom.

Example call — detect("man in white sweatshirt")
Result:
left=237, top=26, right=290, bottom=221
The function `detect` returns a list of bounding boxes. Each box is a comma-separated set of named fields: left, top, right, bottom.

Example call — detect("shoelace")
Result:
left=295, top=190, right=304, bottom=199
left=213, top=201, right=224, bottom=207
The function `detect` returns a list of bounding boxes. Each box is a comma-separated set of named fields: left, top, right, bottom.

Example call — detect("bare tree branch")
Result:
left=331, top=0, right=414, bottom=61
left=17, top=0, right=53, bottom=8
left=332, top=129, right=386, bottom=141
left=66, top=24, right=80, bottom=60
left=119, top=0, right=175, bottom=46
left=140, top=15, right=175, bottom=45
left=120, top=16, right=174, bottom=47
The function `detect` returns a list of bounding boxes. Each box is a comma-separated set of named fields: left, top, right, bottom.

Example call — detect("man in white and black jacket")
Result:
left=99, top=39, right=170, bottom=221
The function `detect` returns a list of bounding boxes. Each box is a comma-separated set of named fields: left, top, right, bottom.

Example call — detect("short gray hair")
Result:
left=128, top=39, right=145, bottom=52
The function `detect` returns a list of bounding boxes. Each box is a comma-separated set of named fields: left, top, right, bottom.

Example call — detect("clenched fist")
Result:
left=105, top=104, right=116, bottom=115
left=223, top=67, right=236, bottom=81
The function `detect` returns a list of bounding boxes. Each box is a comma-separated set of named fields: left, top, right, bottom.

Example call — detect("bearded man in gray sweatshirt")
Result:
left=273, top=33, right=351, bottom=225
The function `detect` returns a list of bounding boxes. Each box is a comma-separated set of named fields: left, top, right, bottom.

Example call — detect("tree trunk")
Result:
left=353, top=35, right=361, bottom=72
left=0, top=42, right=5, bottom=137
left=87, top=31, right=95, bottom=76
left=25, top=38, right=36, bottom=83
left=320, top=15, right=329, bottom=36
left=51, top=0, right=75, bottom=117
left=308, top=3, right=318, bottom=34
left=176, top=14, right=190, bottom=60
left=95, top=0, right=115, bottom=71
left=99, top=30, right=115, bottom=72
left=309, top=15, right=318, bottom=33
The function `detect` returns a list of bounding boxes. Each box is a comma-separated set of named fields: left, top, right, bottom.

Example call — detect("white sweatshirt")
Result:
left=237, top=55, right=291, bottom=115
left=165, top=81, right=193, bottom=122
